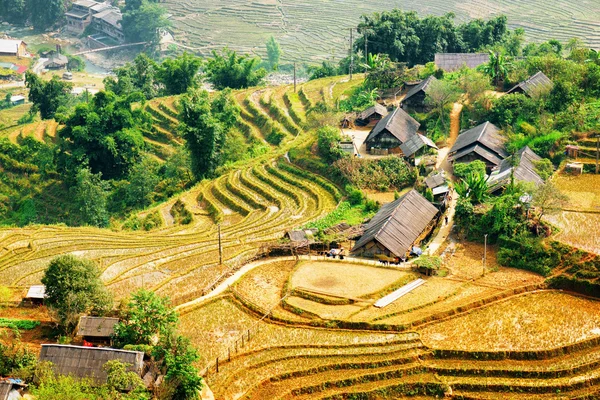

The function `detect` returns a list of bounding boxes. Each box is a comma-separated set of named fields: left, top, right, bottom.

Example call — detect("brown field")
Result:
left=420, top=291, right=600, bottom=351
left=233, top=260, right=297, bottom=311
left=545, top=211, right=600, bottom=255
left=553, top=173, right=600, bottom=212
left=289, top=261, right=412, bottom=299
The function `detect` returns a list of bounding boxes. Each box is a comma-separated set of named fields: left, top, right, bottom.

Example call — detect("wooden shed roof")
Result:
left=488, top=146, right=544, bottom=190
left=76, top=316, right=119, bottom=338
left=449, top=122, right=508, bottom=165
left=425, top=173, right=446, bottom=189
left=507, top=71, right=553, bottom=97
left=434, top=53, right=490, bottom=71
left=365, top=107, right=420, bottom=144
left=352, top=190, right=438, bottom=257
left=39, top=345, right=144, bottom=384
left=357, top=103, right=388, bottom=120
left=403, top=75, right=437, bottom=103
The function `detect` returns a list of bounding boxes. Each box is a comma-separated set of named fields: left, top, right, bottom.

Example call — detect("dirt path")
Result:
left=448, top=102, right=463, bottom=146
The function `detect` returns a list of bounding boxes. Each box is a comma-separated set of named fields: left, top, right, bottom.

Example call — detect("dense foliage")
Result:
left=25, top=72, right=73, bottom=120
left=122, top=0, right=171, bottom=43
left=204, top=48, right=267, bottom=89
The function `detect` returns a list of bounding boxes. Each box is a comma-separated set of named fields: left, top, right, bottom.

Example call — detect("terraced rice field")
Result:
left=165, top=0, right=600, bottom=62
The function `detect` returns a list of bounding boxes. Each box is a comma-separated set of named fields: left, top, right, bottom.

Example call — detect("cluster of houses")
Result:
left=65, top=0, right=125, bottom=43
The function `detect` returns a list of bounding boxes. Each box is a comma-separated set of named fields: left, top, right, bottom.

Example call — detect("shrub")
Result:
left=345, top=185, right=364, bottom=205
left=170, top=199, right=192, bottom=225
left=316, top=125, right=344, bottom=163
left=453, top=160, right=486, bottom=181
left=497, top=234, right=560, bottom=276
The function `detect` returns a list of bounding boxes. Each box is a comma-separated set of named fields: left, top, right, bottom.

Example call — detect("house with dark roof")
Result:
left=76, top=316, right=119, bottom=344
left=435, top=53, right=490, bottom=72
left=364, top=108, right=437, bottom=157
left=355, top=103, right=388, bottom=126
left=402, top=76, right=437, bottom=111
left=507, top=71, right=553, bottom=98
left=65, top=0, right=112, bottom=34
left=44, top=53, right=68, bottom=69
left=92, top=8, right=124, bottom=42
left=424, top=173, right=450, bottom=199
left=487, top=146, right=545, bottom=193
left=352, top=190, right=439, bottom=259
left=39, top=345, right=144, bottom=384
left=449, top=122, right=508, bottom=170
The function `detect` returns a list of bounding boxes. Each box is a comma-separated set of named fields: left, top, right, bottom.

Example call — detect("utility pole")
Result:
left=596, top=134, right=599, bottom=174
left=218, top=224, right=222, bottom=265
left=293, top=62, right=297, bottom=93
left=349, top=28, right=354, bottom=80
left=364, top=28, right=368, bottom=72
left=483, top=234, right=488, bottom=277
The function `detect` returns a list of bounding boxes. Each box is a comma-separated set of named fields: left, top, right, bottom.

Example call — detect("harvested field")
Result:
left=545, top=211, right=600, bottom=255
left=553, top=173, right=600, bottom=212
left=289, top=261, right=412, bottom=299
left=233, top=260, right=297, bottom=310
left=420, top=291, right=600, bottom=351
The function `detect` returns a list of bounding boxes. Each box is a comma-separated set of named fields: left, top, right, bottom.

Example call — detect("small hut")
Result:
left=39, top=345, right=144, bottom=384
left=44, top=53, right=68, bottom=69
left=449, top=122, right=508, bottom=171
left=434, top=53, right=490, bottom=72
left=76, top=316, right=119, bottom=345
left=352, top=190, right=439, bottom=259
left=25, top=285, right=46, bottom=305
left=355, top=103, right=388, bottom=126
left=487, top=146, right=545, bottom=193
left=0, top=378, right=26, bottom=400
left=507, top=71, right=553, bottom=98
left=402, top=76, right=437, bottom=111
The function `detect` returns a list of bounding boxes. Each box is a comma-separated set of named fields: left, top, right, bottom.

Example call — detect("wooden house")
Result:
left=449, top=122, right=508, bottom=170
left=425, top=173, right=449, bottom=200
left=0, top=40, right=27, bottom=57
left=44, top=54, right=68, bottom=69
left=76, top=316, right=119, bottom=345
left=0, top=379, right=26, bottom=400
left=364, top=107, right=437, bottom=157
left=352, top=190, right=439, bottom=259
left=39, top=345, right=144, bottom=384
left=434, top=53, right=490, bottom=72
left=355, top=103, right=388, bottom=126
left=25, top=285, right=46, bottom=305
left=402, top=76, right=437, bottom=112
left=507, top=71, right=553, bottom=98
left=487, top=146, right=545, bottom=193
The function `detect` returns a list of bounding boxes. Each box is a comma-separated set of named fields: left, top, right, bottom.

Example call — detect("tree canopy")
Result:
left=204, top=48, right=267, bottom=90
left=122, top=0, right=171, bottom=43
left=25, top=72, right=73, bottom=120
left=266, top=36, right=282, bottom=71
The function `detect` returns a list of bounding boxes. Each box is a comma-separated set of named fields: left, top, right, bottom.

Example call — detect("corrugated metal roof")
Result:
left=357, top=103, right=388, bottom=120
left=365, top=107, right=420, bottom=144
left=26, top=285, right=45, bottom=299
left=39, top=345, right=144, bottom=383
left=352, top=190, right=438, bottom=257
left=93, top=9, right=122, bottom=28
left=488, top=146, right=544, bottom=190
left=435, top=53, right=490, bottom=71
left=403, top=75, right=437, bottom=103
left=507, top=71, right=553, bottom=97
left=449, top=122, right=507, bottom=165
left=425, top=173, right=446, bottom=189
left=77, top=316, right=119, bottom=338
left=0, top=40, right=24, bottom=55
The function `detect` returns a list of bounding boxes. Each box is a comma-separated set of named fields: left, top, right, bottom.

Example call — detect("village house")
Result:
left=65, top=0, right=112, bottom=34
left=401, top=75, right=437, bottom=111
left=364, top=107, right=437, bottom=157
left=92, top=8, right=125, bottom=43
left=449, top=121, right=508, bottom=171
left=425, top=172, right=450, bottom=200
left=487, top=146, right=545, bottom=193
left=507, top=71, right=553, bottom=98
left=352, top=190, right=439, bottom=259
left=355, top=103, right=388, bottom=126
left=434, top=53, right=490, bottom=72
left=0, top=39, right=27, bottom=57
left=76, top=316, right=120, bottom=345
left=39, top=344, right=144, bottom=384
left=44, top=53, right=69, bottom=69
left=24, top=285, right=45, bottom=305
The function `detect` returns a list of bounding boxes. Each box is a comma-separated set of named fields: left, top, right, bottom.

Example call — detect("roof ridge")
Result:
left=477, top=121, right=489, bottom=142
left=373, top=192, right=408, bottom=242
left=385, top=107, right=401, bottom=129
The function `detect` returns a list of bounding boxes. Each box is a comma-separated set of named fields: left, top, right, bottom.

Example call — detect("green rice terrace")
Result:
left=166, top=0, right=600, bottom=61
left=3, top=74, right=600, bottom=399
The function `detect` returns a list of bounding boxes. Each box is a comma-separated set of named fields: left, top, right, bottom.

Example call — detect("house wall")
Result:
left=453, top=153, right=497, bottom=171
left=402, top=92, right=428, bottom=112
left=66, top=16, right=92, bottom=33
left=353, top=240, right=393, bottom=258
left=366, top=130, right=402, bottom=152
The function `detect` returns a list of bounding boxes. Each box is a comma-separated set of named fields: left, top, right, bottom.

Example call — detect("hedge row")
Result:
left=225, top=173, right=265, bottom=210
left=298, top=87, right=313, bottom=109
left=243, top=97, right=286, bottom=145
left=197, top=191, right=223, bottom=223
left=283, top=91, right=307, bottom=129
left=260, top=94, right=300, bottom=136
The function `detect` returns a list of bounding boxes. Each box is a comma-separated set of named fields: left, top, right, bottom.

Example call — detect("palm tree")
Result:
left=482, top=50, right=512, bottom=88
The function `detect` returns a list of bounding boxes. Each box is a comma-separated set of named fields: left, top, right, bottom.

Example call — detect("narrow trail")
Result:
left=448, top=102, right=463, bottom=145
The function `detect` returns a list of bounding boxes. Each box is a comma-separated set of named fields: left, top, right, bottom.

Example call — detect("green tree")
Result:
left=363, top=54, right=405, bottom=89
left=533, top=158, right=554, bottom=181
left=28, top=0, right=64, bottom=31
left=159, top=52, right=202, bottom=95
left=0, top=0, right=27, bottom=24
left=104, top=360, right=147, bottom=395
left=73, top=167, right=110, bottom=227
left=453, top=160, right=487, bottom=181
left=104, top=53, right=160, bottom=99
left=25, top=72, right=73, bottom=120
left=532, top=181, right=568, bottom=226
left=456, top=68, right=491, bottom=102
left=41, top=255, right=113, bottom=332
left=122, top=0, right=171, bottom=43
left=425, top=79, right=461, bottom=131
left=266, top=36, right=281, bottom=71
left=482, top=51, right=512, bottom=87
left=316, top=125, right=345, bottom=162
left=112, top=289, right=178, bottom=347
left=126, top=157, right=160, bottom=209
left=204, top=48, right=267, bottom=90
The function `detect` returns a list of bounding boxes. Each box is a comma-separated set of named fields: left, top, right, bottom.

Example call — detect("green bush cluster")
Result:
left=170, top=199, right=192, bottom=225
left=0, top=318, right=40, bottom=330
left=497, top=235, right=560, bottom=276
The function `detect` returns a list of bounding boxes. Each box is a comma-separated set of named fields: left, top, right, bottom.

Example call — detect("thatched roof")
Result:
left=352, top=190, right=438, bottom=257
left=77, top=316, right=119, bottom=338
left=449, top=122, right=508, bottom=166
left=403, top=76, right=437, bottom=103
left=39, top=345, right=144, bottom=383
left=425, top=173, right=446, bottom=189
left=357, top=103, right=388, bottom=121
left=365, top=107, right=420, bottom=145
left=488, top=146, right=544, bottom=191
left=435, top=53, right=490, bottom=71
left=507, top=71, right=553, bottom=97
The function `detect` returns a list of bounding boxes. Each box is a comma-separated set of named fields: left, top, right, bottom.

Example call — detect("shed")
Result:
left=0, top=40, right=27, bottom=57
left=434, top=53, right=490, bottom=72
left=10, top=95, right=25, bottom=105
left=487, top=146, right=545, bottom=193
left=76, top=316, right=119, bottom=343
left=355, top=103, right=388, bottom=126
left=352, top=190, right=439, bottom=258
left=507, top=71, right=553, bottom=98
left=449, top=122, right=508, bottom=170
left=286, top=229, right=317, bottom=243
left=365, top=108, right=436, bottom=157
left=44, top=54, right=68, bottom=69
left=39, top=344, right=144, bottom=384
left=425, top=173, right=446, bottom=190
left=25, top=285, right=46, bottom=304
left=402, top=76, right=437, bottom=111
left=0, top=378, right=26, bottom=400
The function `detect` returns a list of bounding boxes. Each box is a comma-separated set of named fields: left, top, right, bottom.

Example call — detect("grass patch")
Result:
left=0, top=317, right=40, bottom=330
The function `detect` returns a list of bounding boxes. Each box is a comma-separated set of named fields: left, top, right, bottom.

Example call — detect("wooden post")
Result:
left=218, top=224, right=222, bottom=265
left=228, top=348, right=231, bottom=362
left=248, top=329, right=251, bottom=341
left=293, top=62, right=297, bottom=93
left=596, top=135, right=599, bottom=174
left=216, top=357, right=219, bottom=373
left=241, top=334, right=244, bottom=347
left=235, top=340, right=238, bottom=353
